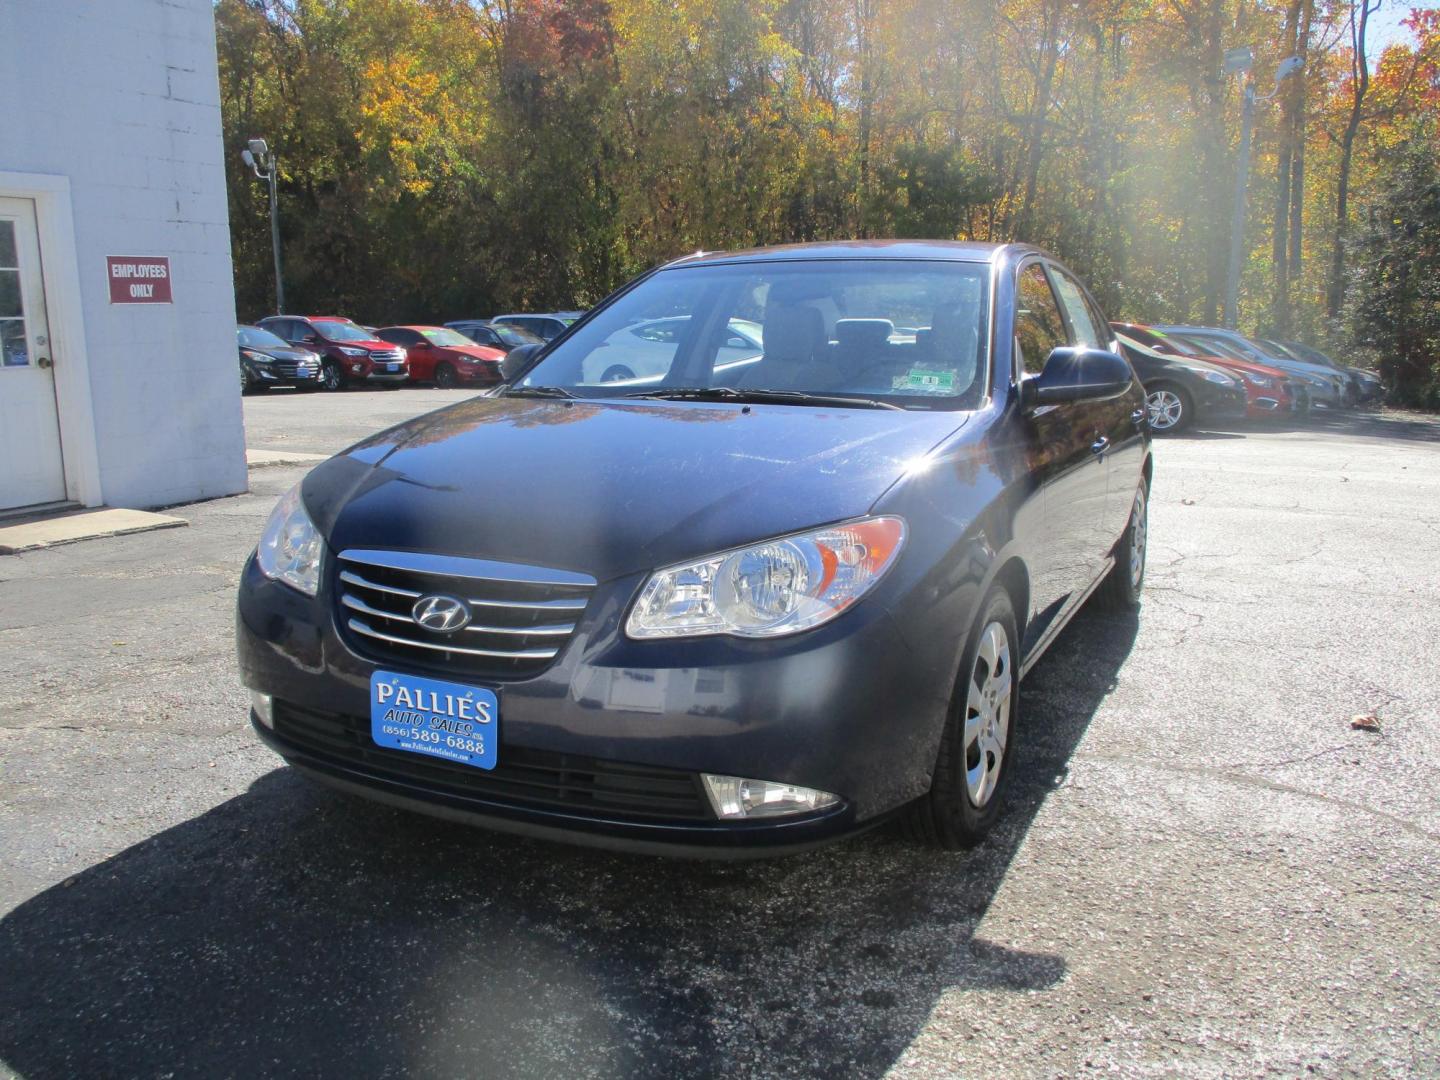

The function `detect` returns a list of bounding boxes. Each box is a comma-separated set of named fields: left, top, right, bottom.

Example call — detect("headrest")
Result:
left=834, top=319, right=894, bottom=351
left=762, top=303, right=826, bottom=364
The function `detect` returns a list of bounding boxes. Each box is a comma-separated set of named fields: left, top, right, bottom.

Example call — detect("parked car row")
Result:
left=236, top=313, right=576, bottom=394
left=1109, top=322, right=1382, bottom=434
left=237, top=307, right=1382, bottom=442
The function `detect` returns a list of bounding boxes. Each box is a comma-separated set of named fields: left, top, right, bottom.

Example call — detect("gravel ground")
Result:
left=1, top=390, right=1437, bottom=1079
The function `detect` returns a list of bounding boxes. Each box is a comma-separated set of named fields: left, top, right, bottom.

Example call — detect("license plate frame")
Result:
left=370, top=670, right=498, bottom=770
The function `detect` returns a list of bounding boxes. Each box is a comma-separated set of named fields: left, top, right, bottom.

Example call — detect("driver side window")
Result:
left=1015, top=263, right=1068, bottom=375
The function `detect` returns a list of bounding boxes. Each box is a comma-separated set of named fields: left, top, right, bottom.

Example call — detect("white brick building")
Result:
left=0, top=0, right=245, bottom=513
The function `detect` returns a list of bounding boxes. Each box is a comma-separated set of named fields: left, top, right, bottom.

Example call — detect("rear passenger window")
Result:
left=1015, top=264, right=1067, bottom=375
left=1050, top=268, right=1104, bottom=349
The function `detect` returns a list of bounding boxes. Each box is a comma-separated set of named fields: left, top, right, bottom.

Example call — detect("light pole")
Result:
left=1223, top=53, right=1304, bottom=329
left=240, top=137, right=285, bottom=314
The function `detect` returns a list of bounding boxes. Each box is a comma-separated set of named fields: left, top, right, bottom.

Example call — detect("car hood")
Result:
left=443, top=344, right=505, bottom=362
left=244, top=345, right=314, bottom=362
left=304, top=396, right=965, bottom=582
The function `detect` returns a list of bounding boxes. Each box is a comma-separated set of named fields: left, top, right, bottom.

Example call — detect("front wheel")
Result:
left=1094, top=477, right=1148, bottom=612
left=906, top=587, right=1020, bottom=849
left=1145, top=385, right=1192, bottom=434
left=320, top=361, right=344, bottom=392
left=434, top=362, right=459, bottom=389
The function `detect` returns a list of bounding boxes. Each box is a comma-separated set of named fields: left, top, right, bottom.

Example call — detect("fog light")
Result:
left=250, top=691, right=275, bottom=728
left=702, top=774, right=840, bottom=819
left=351, top=362, right=364, bottom=373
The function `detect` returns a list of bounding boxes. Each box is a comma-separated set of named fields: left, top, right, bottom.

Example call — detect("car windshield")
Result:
left=419, top=328, right=473, bottom=347
left=493, top=324, right=544, bottom=347
left=1175, top=334, right=1249, bottom=363
left=516, top=260, right=991, bottom=409
left=312, top=319, right=373, bottom=342
left=239, top=326, right=288, bottom=349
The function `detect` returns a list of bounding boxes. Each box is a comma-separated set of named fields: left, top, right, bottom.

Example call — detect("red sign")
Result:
left=106, top=256, right=173, bottom=304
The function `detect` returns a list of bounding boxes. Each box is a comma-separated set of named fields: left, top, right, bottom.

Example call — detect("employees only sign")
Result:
left=107, top=256, right=173, bottom=304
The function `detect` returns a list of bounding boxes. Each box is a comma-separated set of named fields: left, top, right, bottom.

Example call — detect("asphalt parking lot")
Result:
left=2, top=389, right=1438, bottom=1079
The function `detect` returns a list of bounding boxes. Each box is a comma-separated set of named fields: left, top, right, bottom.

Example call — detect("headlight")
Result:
left=256, top=483, right=323, bottom=596
left=1241, top=371, right=1275, bottom=388
left=340, top=347, right=367, bottom=357
left=244, top=350, right=275, bottom=364
left=626, top=517, right=906, bottom=640
left=1191, top=368, right=1234, bottom=386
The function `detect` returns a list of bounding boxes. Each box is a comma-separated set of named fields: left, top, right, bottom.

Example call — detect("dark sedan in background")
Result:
left=238, top=241, right=1152, bottom=857
left=238, top=324, right=321, bottom=393
left=1111, top=329, right=1248, bottom=433
left=444, top=320, right=547, bottom=354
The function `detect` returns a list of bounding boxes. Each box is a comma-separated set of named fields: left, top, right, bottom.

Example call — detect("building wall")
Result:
left=0, top=0, right=246, bottom=509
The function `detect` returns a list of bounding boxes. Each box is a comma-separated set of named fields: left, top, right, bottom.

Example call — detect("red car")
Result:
left=374, top=326, right=507, bottom=388
left=1111, top=322, right=1303, bottom=420
left=257, top=315, right=410, bottom=391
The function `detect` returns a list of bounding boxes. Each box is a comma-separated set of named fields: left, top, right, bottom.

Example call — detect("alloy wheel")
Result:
left=964, top=621, right=1012, bottom=808
left=322, top=363, right=342, bottom=391
left=1146, top=389, right=1184, bottom=431
left=436, top=364, right=457, bottom=389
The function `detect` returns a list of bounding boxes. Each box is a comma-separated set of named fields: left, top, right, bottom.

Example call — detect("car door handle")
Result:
left=1091, top=435, right=1110, bottom=456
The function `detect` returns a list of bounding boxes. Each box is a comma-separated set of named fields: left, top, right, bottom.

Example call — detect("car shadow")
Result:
left=0, top=608, right=1138, bottom=1079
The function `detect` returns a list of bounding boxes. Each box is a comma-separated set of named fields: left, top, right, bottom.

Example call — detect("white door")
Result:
left=0, top=196, right=65, bottom=510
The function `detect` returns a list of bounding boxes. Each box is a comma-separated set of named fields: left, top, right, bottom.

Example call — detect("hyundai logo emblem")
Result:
left=412, top=594, right=471, bottom=634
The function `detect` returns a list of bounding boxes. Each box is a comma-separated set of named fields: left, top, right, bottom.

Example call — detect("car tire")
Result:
left=1093, top=476, right=1148, bottom=612
left=1145, top=384, right=1191, bottom=434
left=240, top=366, right=256, bottom=395
left=905, top=586, right=1020, bottom=850
left=435, top=363, right=459, bottom=389
left=600, top=364, right=636, bottom=383
left=320, top=361, right=345, bottom=392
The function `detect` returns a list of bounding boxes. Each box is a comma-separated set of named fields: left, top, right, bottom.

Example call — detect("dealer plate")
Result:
left=370, top=670, right=497, bottom=770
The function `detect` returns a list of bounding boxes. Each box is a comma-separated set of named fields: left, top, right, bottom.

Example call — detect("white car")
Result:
left=580, top=317, right=764, bottom=385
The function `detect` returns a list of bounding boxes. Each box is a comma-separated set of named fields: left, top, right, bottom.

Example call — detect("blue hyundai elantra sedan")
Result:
left=237, top=241, right=1152, bottom=856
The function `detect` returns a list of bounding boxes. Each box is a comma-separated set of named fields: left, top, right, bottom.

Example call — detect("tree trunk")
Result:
left=1327, top=0, right=1375, bottom=319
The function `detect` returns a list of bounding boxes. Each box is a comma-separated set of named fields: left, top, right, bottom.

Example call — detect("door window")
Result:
left=1049, top=268, right=1104, bottom=348
left=1015, top=263, right=1068, bottom=375
left=0, top=221, right=27, bottom=366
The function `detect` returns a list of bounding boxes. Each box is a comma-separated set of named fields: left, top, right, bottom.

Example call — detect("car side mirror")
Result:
left=1022, top=347, right=1133, bottom=408
left=500, top=343, right=543, bottom=383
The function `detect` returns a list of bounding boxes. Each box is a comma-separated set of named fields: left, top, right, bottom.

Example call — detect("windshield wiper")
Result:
left=622, top=386, right=905, bottom=411
left=503, top=385, right=576, bottom=399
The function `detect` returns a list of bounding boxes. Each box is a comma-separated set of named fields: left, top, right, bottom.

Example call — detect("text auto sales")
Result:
left=376, top=682, right=493, bottom=735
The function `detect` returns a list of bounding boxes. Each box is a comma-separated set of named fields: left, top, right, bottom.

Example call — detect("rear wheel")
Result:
left=1094, top=477, right=1148, bottom=612
left=906, top=587, right=1020, bottom=849
left=600, top=364, right=636, bottom=383
left=1145, top=384, right=1192, bottom=434
left=320, top=361, right=344, bottom=392
left=435, top=362, right=459, bottom=389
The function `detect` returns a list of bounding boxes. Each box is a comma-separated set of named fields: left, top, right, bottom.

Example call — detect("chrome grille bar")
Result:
left=347, top=618, right=560, bottom=660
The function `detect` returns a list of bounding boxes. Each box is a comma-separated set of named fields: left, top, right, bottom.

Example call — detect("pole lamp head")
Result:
left=247, top=138, right=269, bottom=159
left=1273, top=56, right=1304, bottom=86
left=240, top=148, right=255, bottom=168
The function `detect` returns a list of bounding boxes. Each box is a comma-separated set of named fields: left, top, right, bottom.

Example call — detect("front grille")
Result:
left=275, top=359, right=318, bottom=378
left=371, top=349, right=405, bottom=363
left=335, top=549, right=594, bottom=679
left=273, top=701, right=712, bottom=822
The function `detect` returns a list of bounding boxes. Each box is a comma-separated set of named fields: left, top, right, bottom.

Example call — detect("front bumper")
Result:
left=237, top=554, right=957, bottom=854
left=1194, top=381, right=1248, bottom=421
left=362, top=368, right=411, bottom=383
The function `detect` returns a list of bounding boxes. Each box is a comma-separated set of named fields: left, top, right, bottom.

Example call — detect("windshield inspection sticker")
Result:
left=894, top=368, right=956, bottom=393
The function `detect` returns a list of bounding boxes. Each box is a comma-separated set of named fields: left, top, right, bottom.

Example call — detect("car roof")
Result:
left=492, top=313, right=571, bottom=321
left=660, top=239, right=1022, bottom=268
left=380, top=324, right=446, bottom=332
